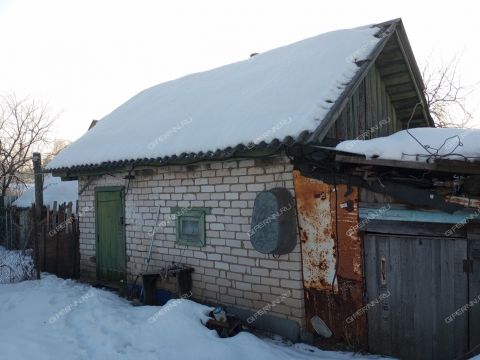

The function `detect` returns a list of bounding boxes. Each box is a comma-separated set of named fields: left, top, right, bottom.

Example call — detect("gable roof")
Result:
left=47, top=18, right=431, bottom=174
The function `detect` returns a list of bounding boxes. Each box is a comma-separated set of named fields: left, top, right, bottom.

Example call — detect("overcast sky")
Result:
left=0, top=0, right=478, bottom=142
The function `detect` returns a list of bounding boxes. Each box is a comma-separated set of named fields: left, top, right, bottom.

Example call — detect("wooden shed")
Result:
left=294, top=139, right=480, bottom=359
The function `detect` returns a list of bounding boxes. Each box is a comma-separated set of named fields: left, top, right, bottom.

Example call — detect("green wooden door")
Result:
left=95, top=187, right=125, bottom=283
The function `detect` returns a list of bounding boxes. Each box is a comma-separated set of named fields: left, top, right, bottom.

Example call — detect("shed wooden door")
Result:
left=364, top=234, right=469, bottom=360
left=95, top=187, right=125, bottom=283
left=469, top=237, right=480, bottom=355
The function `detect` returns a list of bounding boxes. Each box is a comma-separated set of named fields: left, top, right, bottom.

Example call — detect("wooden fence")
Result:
left=34, top=202, right=80, bottom=279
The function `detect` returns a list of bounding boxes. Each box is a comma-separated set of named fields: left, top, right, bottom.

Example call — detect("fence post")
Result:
left=33, top=152, right=43, bottom=218
left=32, top=152, right=43, bottom=280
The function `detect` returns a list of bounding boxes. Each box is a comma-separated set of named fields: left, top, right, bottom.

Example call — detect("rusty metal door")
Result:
left=364, top=234, right=469, bottom=360
left=293, top=171, right=366, bottom=348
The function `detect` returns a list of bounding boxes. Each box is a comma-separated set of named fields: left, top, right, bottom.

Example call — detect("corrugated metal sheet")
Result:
left=294, top=175, right=337, bottom=291
left=49, top=134, right=307, bottom=174
left=293, top=170, right=366, bottom=349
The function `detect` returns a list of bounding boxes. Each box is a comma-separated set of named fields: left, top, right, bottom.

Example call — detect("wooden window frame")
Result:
left=175, top=209, right=206, bottom=247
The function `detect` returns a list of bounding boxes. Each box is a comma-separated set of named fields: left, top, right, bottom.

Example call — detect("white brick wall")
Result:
left=78, top=156, right=305, bottom=326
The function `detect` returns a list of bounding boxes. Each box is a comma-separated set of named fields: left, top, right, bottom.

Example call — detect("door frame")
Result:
left=95, top=186, right=126, bottom=284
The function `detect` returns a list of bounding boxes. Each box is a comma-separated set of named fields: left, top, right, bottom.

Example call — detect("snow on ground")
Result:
left=0, top=275, right=389, bottom=360
left=336, top=128, right=480, bottom=162
left=47, top=25, right=380, bottom=170
left=13, top=173, right=78, bottom=210
left=0, top=246, right=34, bottom=284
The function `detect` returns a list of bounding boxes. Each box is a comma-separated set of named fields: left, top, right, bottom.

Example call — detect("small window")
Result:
left=175, top=209, right=206, bottom=247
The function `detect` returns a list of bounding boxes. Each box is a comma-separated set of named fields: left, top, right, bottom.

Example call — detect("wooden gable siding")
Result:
left=326, top=64, right=401, bottom=142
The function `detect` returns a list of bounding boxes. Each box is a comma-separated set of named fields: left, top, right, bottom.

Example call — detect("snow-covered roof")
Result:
left=47, top=23, right=383, bottom=171
left=336, top=128, right=480, bottom=162
left=13, top=174, right=78, bottom=210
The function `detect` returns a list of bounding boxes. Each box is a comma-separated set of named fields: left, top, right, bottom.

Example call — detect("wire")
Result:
left=403, top=102, right=480, bottom=162
left=125, top=166, right=135, bottom=195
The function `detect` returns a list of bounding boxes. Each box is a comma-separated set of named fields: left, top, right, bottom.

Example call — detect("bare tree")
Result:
left=44, top=139, right=71, bottom=166
left=0, top=94, right=54, bottom=196
left=422, top=55, right=476, bottom=128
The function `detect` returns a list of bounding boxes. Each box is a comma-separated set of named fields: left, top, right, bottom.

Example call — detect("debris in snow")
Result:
left=0, top=275, right=391, bottom=360
left=336, top=128, right=480, bottom=163
left=12, top=173, right=78, bottom=211
left=47, top=25, right=381, bottom=170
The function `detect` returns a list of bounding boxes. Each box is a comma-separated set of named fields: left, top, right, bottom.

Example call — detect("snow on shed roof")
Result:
left=13, top=174, right=78, bottom=211
left=336, top=128, right=480, bottom=162
left=47, top=23, right=383, bottom=171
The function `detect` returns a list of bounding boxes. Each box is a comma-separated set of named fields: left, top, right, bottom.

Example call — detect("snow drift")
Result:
left=0, top=275, right=389, bottom=360
left=336, top=128, right=480, bottom=162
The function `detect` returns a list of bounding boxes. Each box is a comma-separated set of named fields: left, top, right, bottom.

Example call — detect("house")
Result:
left=12, top=174, right=78, bottom=210
left=4, top=174, right=78, bottom=250
left=46, top=18, right=480, bottom=358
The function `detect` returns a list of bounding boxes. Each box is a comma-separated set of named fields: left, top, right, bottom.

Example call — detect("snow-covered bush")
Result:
left=0, top=246, right=35, bottom=284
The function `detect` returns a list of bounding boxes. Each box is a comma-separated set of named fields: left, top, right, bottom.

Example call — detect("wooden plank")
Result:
left=337, top=107, right=348, bottom=140
left=377, top=236, right=391, bottom=352
left=365, top=68, right=374, bottom=139
left=380, top=77, right=387, bottom=136
left=386, top=81, right=415, bottom=93
left=364, top=219, right=467, bottom=239
left=370, top=68, right=378, bottom=138
left=396, top=105, right=423, bottom=119
left=388, top=235, right=402, bottom=356
left=52, top=201, right=58, bottom=228
left=375, top=68, right=383, bottom=138
left=46, top=205, right=50, bottom=230
left=55, top=202, right=61, bottom=275
left=66, top=202, right=72, bottom=234
left=436, top=238, right=455, bottom=356
left=393, top=97, right=423, bottom=110
left=382, top=72, right=413, bottom=87
left=365, top=234, right=381, bottom=352
left=326, top=123, right=336, bottom=139
left=389, top=91, right=418, bottom=102
left=360, top=208, right=476, bottom=225
left=401, top=236, right=415, bottom=359
left=412, top=236, right=430, bottom=359
left=348, top=92, right=356, bottom=139
left=31, top=204, right=40, bottom=280
left=376, top=62, right=408, bottom=76
left=43, top=205, right=50, bottom=271
left=468, top=228, right=480, bottom=354
left=358, top=79, right=366, bottom=136
left=375, top=49, right=404, bottom=66
left=335, top=154, right=480, bottom=175
left=454, top=239, right=469, bottom=357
